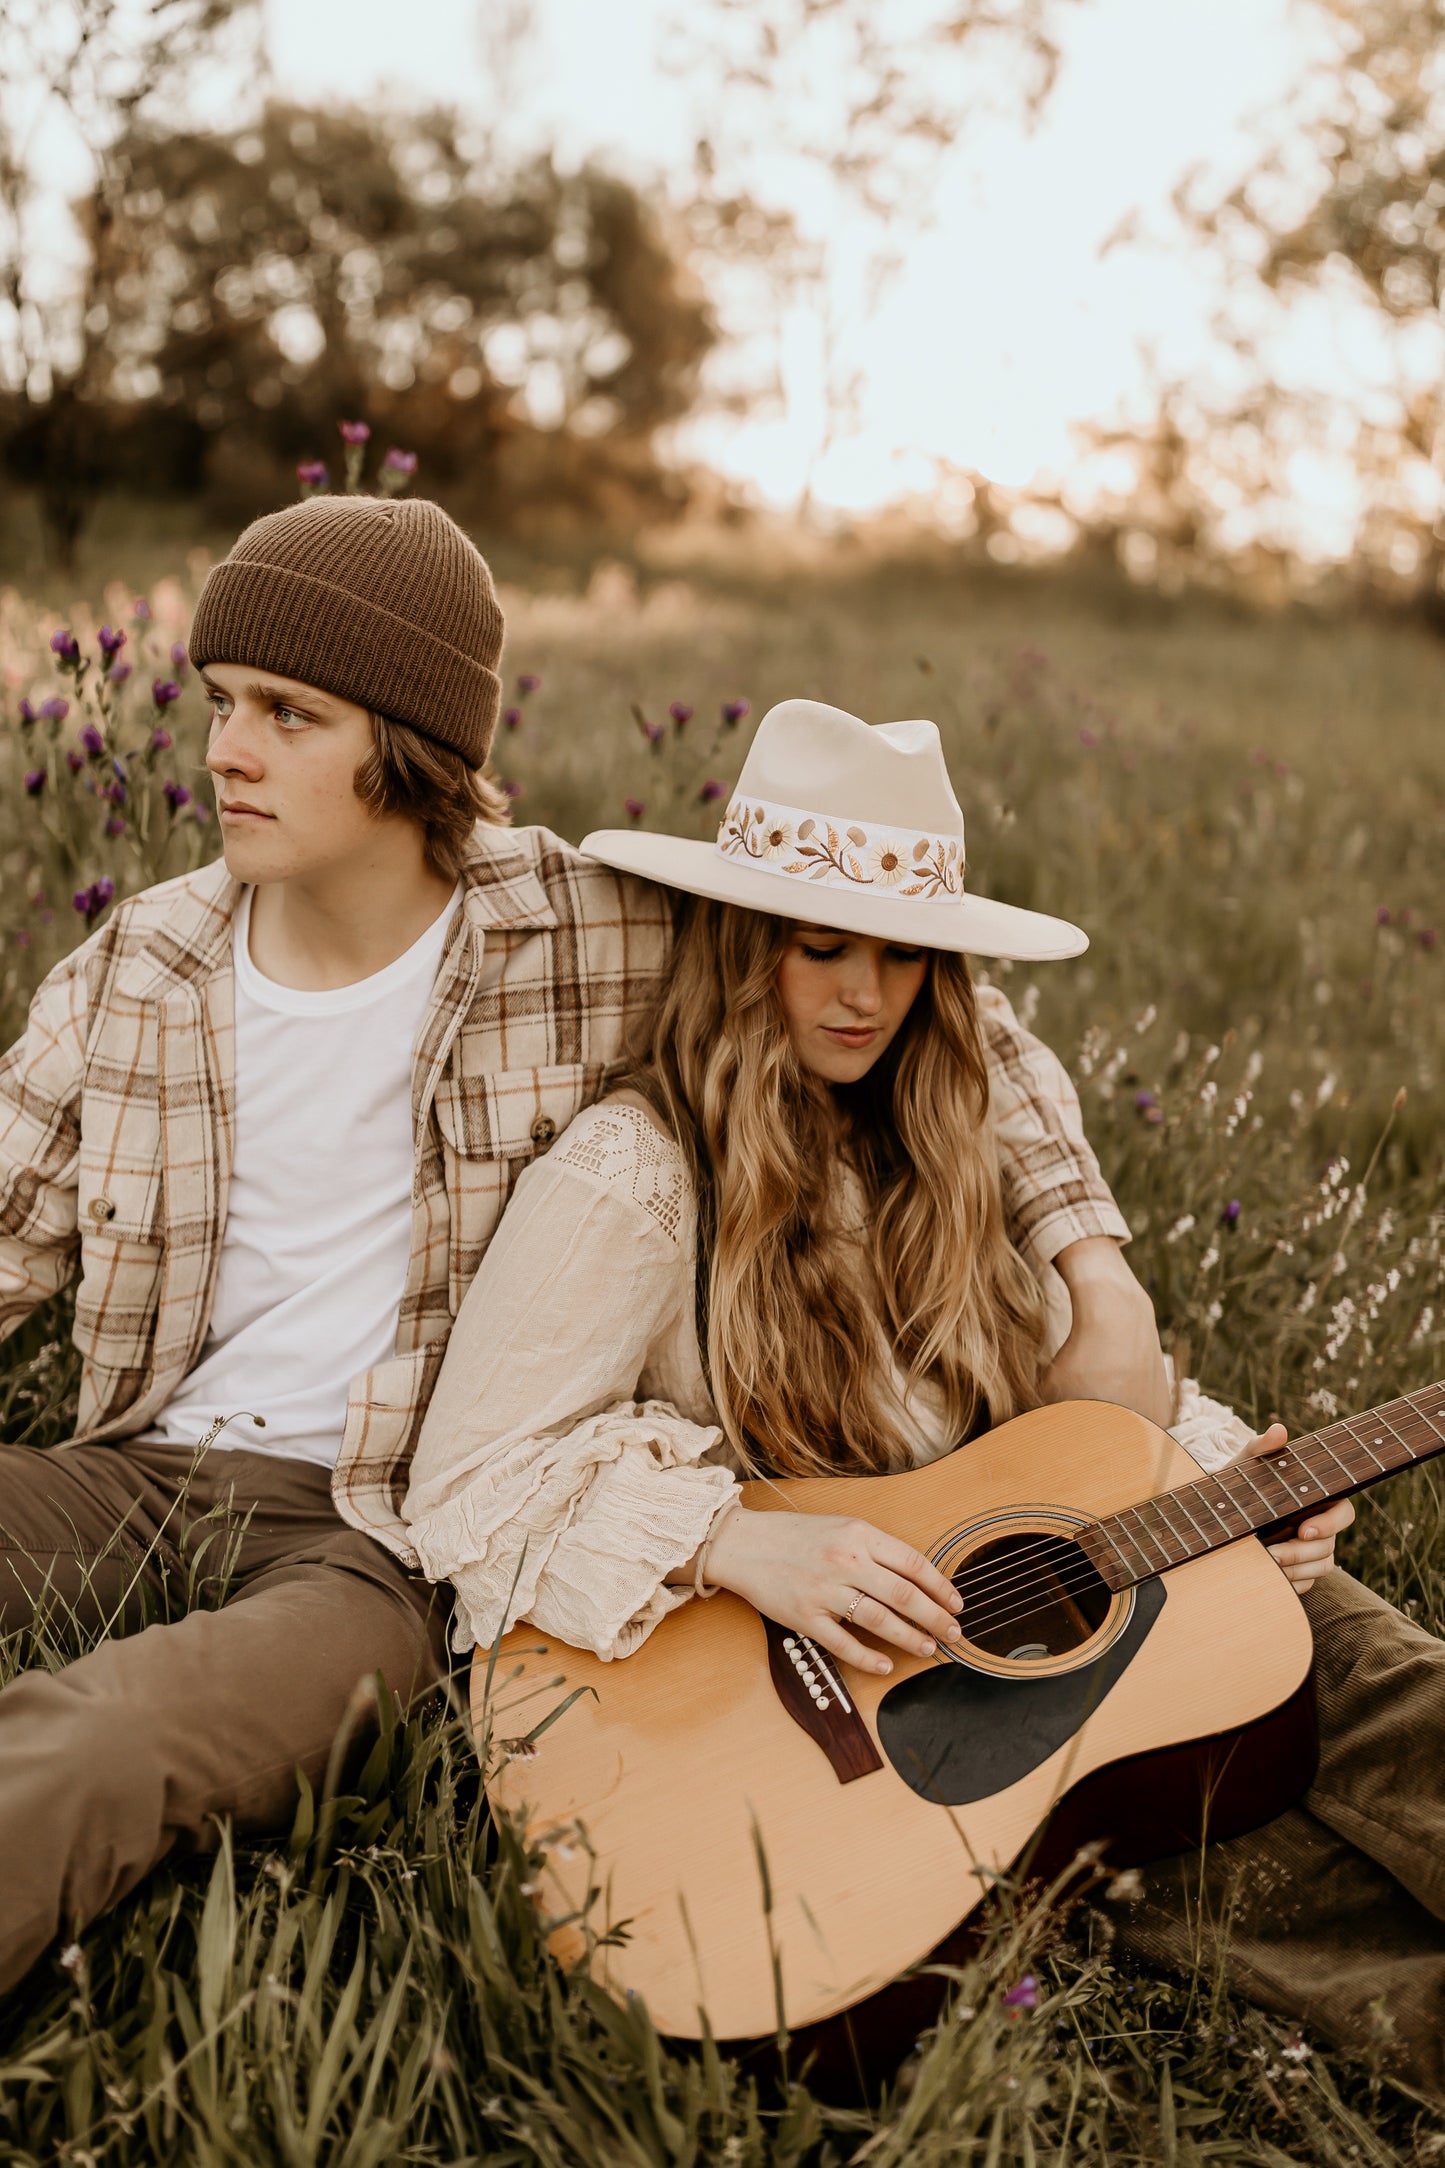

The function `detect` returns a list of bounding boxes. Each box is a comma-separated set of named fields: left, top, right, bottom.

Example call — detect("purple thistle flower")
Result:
left=1222, top=1199, right=1241, bottom=1226
left=50, top=628, right=81, bottom=666
left=381, top=446, right=418, bottom=473
left=192, top=803, right=210, bottom=823
left=1376, top=906, right=1392, bottom=926
left=80, top=723, right=105, bottom=758
left=669, top=701, right=694, bottom=727
left=502, top=705, right=523, bottom=730
left=65, top=749, right=84, bottom=774
left=23, top=769, right=45, bottom=797
left=152, top=678, right=181, bottom=709
left=721, top=698, right=750, bottom=726
left=105, top=815, right=126, bottom=837
left=94, top=876, right=115, bottom=908
left=13, top=929, right=31, bottom=949
left=516, top=672, right=541, bottom=695
left=1078, top=726, right=1099, bottom=750
left=150, top=726, right=173, bottom=752
left=338, top=419, right=371, bottom=445
left=699, top=779, right=726, bottom=804
left=110, top=662, right=132, bottom=686
left=132, top=598, right=152, bottom=622
left=18, top=698, right=36, bottom=724
left=73, top=879, right=115, bottom=924
left=501, top=778, right=523, bottom=799
left=1420, top=928, right=1437, bottom=951
left=40, top=697, right=69, bottom=723
left=97, top=625, right=126, bottom=658
left=297, top=460, right=329, bottom=489
left=170, top=641, right=188, bottom=674
left=163, top=780, right=193, bottom=812
left=624, top=797, right=645, bottom=821
left=1002, top=1974, right=1040, bottom=2016
left=644, top=720, right=665, bottom=746
left=1134, top=1090, right=1158, bottom=1111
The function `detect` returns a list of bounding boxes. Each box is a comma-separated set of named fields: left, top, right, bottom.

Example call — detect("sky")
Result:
left=260, top=0, right=1333, bottom=519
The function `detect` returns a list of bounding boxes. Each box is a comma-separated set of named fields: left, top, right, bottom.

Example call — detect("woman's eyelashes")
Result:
left=798, top=943, right=924, bottom=964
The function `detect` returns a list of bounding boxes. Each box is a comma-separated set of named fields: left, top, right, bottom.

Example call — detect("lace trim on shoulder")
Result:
left=552, top=1102, right=690, bottom=1246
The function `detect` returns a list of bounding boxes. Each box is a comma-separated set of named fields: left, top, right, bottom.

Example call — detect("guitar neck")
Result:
left=1079, top=1379, right=1445, bottom=1593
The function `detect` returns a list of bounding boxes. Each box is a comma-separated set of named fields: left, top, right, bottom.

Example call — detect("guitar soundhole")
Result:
left=953, top=1533, right=1112, bottom=1662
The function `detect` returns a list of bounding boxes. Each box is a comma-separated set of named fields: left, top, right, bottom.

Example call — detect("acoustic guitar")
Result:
left=476, top=1383, right=1445, bottom=2050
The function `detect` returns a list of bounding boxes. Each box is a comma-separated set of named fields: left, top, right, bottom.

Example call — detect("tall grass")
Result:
left=0, top=542, right=1441, bottom=2162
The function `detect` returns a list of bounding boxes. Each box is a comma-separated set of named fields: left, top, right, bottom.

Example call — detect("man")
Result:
left=0, top=492, right=1141, bottom=1990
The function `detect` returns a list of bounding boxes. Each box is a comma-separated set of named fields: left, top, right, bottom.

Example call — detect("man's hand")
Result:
left=1038, top=1237, right=1174, bottom=1428
left=1243, top=1422, right=1354, bottom=1595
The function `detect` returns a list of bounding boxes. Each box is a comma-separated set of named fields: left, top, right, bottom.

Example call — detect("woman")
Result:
left=403, top=699, right=1443, bottom=2092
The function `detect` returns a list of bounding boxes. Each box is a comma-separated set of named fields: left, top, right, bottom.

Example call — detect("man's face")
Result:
left=202, top=662, right=382, bottom=884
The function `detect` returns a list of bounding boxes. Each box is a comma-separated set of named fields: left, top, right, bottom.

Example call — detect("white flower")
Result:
left=868, top=837, right=907, bottom=885
left=759, top=816, right=794, bottom=859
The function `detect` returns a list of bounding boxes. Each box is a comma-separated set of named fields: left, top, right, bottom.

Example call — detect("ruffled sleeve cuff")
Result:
left=1165, top=1356, right=1254, bottom=1473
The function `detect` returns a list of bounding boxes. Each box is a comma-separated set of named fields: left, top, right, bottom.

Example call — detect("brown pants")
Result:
left=0, top=1437, right=449, bottom=1994
left=1109, top=1568, right=1445, bottom=2101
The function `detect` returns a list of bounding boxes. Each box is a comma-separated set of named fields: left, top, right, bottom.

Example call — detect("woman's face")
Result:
left=775, top=924, right=930, bottom=1084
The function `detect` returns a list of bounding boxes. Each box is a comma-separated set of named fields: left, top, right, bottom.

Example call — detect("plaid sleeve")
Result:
left=978, top=981, right=1131, bottom=1271
left=0, top=950, right=87, bottom=1338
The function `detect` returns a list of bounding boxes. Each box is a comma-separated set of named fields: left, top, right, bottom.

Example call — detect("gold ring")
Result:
left=842, top=1591, right=863, bottom=1624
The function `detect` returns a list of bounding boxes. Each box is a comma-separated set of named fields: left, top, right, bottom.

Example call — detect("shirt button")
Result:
left=89, top=1196, right=117, bottom=1224
left=530, top=1114, right=557, bottom=1149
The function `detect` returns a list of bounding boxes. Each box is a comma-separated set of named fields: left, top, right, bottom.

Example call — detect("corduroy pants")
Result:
left=0, top=1437, right=449, bottom=1994
left=1106, top=1568, right=1445, bottom=2102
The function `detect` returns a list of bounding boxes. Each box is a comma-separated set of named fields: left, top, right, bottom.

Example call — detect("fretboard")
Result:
left=1079, top=1380, right=1445, bottom=1593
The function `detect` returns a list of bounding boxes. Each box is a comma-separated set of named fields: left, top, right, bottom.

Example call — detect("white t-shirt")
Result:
left=146, top=884, right=460, bottom=1468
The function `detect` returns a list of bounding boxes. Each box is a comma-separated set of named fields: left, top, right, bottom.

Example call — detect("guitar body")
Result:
left=478, top=1400, right=1317, bottom=2046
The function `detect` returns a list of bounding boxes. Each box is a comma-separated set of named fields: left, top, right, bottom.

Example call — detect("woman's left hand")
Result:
left=1244, top=1422, right=1355, bottom=1594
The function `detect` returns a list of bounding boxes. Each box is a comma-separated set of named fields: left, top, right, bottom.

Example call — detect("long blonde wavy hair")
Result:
left=626, top=898, right=1048, bottom=1478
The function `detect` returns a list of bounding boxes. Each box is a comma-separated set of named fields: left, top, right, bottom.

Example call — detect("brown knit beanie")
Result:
left=189, top=496, right=504, bottom=765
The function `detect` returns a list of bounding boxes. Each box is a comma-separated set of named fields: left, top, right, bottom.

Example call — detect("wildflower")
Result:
left=50, top=628, right=81, bottom=667
left=381, top=446, right=418, bottom=475
left=105, top=815, right=126, bottom=837
left=722, top=698, right=750, bottom=726
left=1165, top=1213, right=1195, bottom=1243
left=133, top=598, right=152, bottom=620
left=163, top=780, right=193, bottom=812
left=699, top=779, right=726, bottom=804
left=1134, top=1090, right=1160, bottom=1124
left=65, top=750, right=84, bottom=773
left=80, top=723, right=105, bottom=758
left=18, top=698, right=37, bottom=725
left=624, top=797, right=645, bottom=821
left=1420, top=928, right=1437, bottom=951
left=297, top=460, right=329, bottom=491
left=150, top=726, right=173, bottom=752
left=1199, top=1245, right=1220, bottom=1274
left=111, top=662, right=132, bottom=686
left=40, top=697, right=69, bottom=723
left=23, top=769, right=45, bottom=796
left=502, top=706, right=522, bottom=730
left=516, top=671, right=541, bottom=694
left=338, top=419, right=371, bottom=444
left=1105, top=1868, right=1143, bottom=1902
left=669, top=701, right=694, bottom=727
left=170, top=641, right=189, bottom=675
left=1222, top=1199, right=1241, bottom=1227
left=152, top=678, right=181, bottom=708
left=1002, top=1974, right=1039, bottom=2017
left=1376, top=906, right=1391, bottom=925
left=1280, top=2037, right=1312, bottom=2064
left=1078, top=726, right=1098, bottom=749
left=501, top=779, right=522, bottom=799
left=97, top=625, right=127, bottom=660
left=72, top=879, right=115, bottom=925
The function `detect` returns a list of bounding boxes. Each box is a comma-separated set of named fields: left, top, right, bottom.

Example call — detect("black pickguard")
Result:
left=876, top=1579, right=1166, bottom=1805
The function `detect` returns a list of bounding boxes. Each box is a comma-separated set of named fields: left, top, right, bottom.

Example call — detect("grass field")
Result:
left=0, top=519, right=1442, bottom=2163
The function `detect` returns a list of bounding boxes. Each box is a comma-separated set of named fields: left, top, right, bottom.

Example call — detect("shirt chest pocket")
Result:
left=431, top=1060, right=606, bottom=1314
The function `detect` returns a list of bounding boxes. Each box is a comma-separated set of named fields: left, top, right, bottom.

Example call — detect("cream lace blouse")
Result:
left=402, top=1101, right=1252, bottom=1662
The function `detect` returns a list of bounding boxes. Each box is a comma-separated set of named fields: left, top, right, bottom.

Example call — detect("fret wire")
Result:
left=1403, top=1390, right=1445, bottom=1449
left=1122, top=1506, right=1174, bottom=1572
left=1228, top=1461, right=1281, bottom=1523
left=1149, top=1496, right=1193, bottom=1556
left=1193, top=1483, right=1237, bottom=1539
left=1099, top=1514, right=1152, bottom=1580
left=1090, top=1522, right=1135, bottom=1586
left=1337, top=1414, right=1389, bottom=1473
left=1271, top=1447, right=1329, bottom=1502
left=1167, top=1489, right=1212, bottom=1550
left=1372, top=1405, right=1418, bottom=1463
left=1307, top=1428, right=1357, bottom=1487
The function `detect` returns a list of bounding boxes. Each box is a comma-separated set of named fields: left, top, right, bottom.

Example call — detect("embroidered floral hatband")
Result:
left=716, top=795, right=964, bottom=900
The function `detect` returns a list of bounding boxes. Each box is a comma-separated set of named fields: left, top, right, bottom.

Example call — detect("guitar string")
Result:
left=916, top=1420, right=1442, bottom=1646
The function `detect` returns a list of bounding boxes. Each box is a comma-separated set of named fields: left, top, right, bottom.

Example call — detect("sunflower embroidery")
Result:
left=868, top=838, right=907, bottom=887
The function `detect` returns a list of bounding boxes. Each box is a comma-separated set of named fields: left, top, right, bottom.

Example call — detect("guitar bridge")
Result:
left=763, top=1617, right=884, bottom=1784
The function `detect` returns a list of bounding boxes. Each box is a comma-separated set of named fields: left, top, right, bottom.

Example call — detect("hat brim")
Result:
left=581, top=831, right=1088, bottom=961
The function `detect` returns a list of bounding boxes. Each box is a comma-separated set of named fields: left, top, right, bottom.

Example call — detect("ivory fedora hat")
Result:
left=582, top=698, right=1087, bottom=961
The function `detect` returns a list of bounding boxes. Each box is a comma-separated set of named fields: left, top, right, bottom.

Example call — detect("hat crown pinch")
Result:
left=733, top=699, right=965, bottom=844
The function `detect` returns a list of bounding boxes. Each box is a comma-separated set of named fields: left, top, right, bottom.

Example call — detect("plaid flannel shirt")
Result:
left=0, top=824, right=1128, bottom=1562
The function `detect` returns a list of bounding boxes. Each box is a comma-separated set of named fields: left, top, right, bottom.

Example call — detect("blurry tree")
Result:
left=0, top=0, right=260, bottom=562
left=50, top=101, right=715, bottom=532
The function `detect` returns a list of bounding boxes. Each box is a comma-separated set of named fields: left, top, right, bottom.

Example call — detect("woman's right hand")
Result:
left=700, top=1503, right=964, bottom=1675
